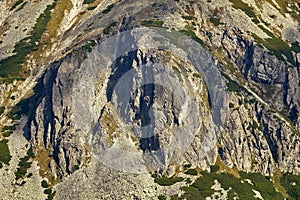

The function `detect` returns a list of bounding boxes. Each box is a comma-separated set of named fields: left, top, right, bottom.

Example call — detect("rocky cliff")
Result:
left=0, top=0, right=300, bottom=199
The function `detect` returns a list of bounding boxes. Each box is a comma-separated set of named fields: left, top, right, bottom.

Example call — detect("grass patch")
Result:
left=280, top=173, right=300, bottom=200
left=193, top=73, right=201, bottom=78
left=210, top=165, right=220, bottom=173
left=103, top=21, right=117, bottom=35
left=2, top=131, right=13, bottom=137
left=141, top=20, right=164, bottom=27
left=16, top=1, right=27, bottom=12
left=172, top=66, right=182, bottom=81
left=210, top=17, right=221, bottom=26
left=183, top=163, right=192, bottom=169
left=87, top=6, right=97, bottom=10
left=9, top=0, right=24, bottom=11
left=252, top=33, right=296, bottom=66
left=185, top=168, right=198, bottom=175
left=229, top=0, right=259, bottom=23
left=83, top=0, right=96, bottom=4
left=182, top=16, right=194, bottom=20
left=154, top=176, right=184, bottom=186
left=7, top=97, right=31, bottom=120
left=0, top=1, right=57, bottom=80
left=221, top=71, right=245, bottom=92
left=181, top=171, right=283, bottom=200
left=179, top=26, right=204, bottom=45
left=0, top=106, right=5, bottom=115
left=272, top=170, right=289, bottom=198
left=158, top=195, right=167, bottom=200
left=84, top=40, right=97, bottom=52
left=0, top=139, right=11, bottom=165
left=291, top=42, right=300, bottom=53
left=240, top=172, right=284, bottom=199
left=102, top=4, right=114, bottom=14
left=226, top=79, right=243, bottom=92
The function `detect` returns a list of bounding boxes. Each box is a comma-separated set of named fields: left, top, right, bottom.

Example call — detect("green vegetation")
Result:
left=4, top=126, right=15, bottom=138
left=229, top=102, right=234, bottom=108
left=252, top=33, right=296, bottom=67
left=46, top=191, right=56, bottom=200
left=258, top=25, right=274, bottom=37
left=186, top=178, right=192, bottom=184
left=179, top=26, right=204, bottom=45
left=102, top=4, right=114, bottom=14
left=41, top=180, right=49, bottom=188
left=103, top=21, right=117, bottom=35
left=41, top=179, right=56, bottom=200
left=15, top=148, right=35, bottom=181
left=74, top=165, right=79, bottom=170
left=44, top=188, right=52, bottom=194
left=221, top=71, right=244, bottom=92
left=16, top=1, right=27, bottom=12
left=210, top=165, right=220, bottom=173
left=0, top=139, right=11, bottom=165
left=180, top=171, right=283, bottom=200
left=158, top=45, right=168, bottom=51
left=154, top=176, right=184, bottom=186
left=172, top=66, right=182, bottom=81
left=280, top=173, right=300, bottom=200
left=229, top=0, right=259, bottom=23
left=185, top=169, right=198, bottom=176
left=141, top=20, right=164, bottom=27
left=0, top=106, right=5, bottom=115
left=9, top=0, right=24, bottom=11
left=83, top=0, right=96, bottom=4
left=226, top=79, right=243, bottom=92
left=0, top=1, right=57, bottom=80
left=210, top=17, right=221, bottom=26
left=84, top=40, right=97, bottom=52
left=2, top=130, right=13, bottom=137
left=291, top=42, right=300, bottom=53
left=182, top=16, right=194, bottom=20
left=87, top=6, right=97, bottom=11
left=240, top=172, right=284, bottom=199
left=2, top=125, right=16, bottom=132
left=192, top=73, right=201, bottom=78
left=183, top=163, right=192, bottom=169
left=158, top=195, right=167, bottom=200
left=7, top=97, right=31, bottom=120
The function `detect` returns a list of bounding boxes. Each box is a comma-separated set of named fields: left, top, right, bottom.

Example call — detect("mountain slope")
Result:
left=0, top=0, right=300, bottom=199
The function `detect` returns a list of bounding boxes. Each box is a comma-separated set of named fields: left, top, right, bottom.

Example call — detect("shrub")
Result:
left=44, top=188, right=52, bottom=195
left=154, top=177, right=184, bottom=186
left=41, top=180, right=49, bottom=188
left=158, top=195, right=166, bottom=200
left=185, top=169, right=198, bottom=176
left=210, top=17, right=221, bottom=26
left=102, top=4, right=114, bottom=14
left=0, top=139, right=11, bottom=165
left=280, top=173, right=300, bottom=200
left=210, top=165, right=220, bottom=173
left=0, top=107, right=5, bottom=115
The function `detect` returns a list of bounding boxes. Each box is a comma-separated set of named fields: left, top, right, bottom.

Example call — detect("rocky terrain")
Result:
left=0, top=0, right=300, bottom=199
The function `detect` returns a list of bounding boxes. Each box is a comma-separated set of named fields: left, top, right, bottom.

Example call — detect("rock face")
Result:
left=1, top=0, right=300, bottom=198
left=25, top=28, right=223, bottom=176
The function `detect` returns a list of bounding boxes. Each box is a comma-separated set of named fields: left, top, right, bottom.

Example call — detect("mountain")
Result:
left=0, top=0, right=300, bottom=199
